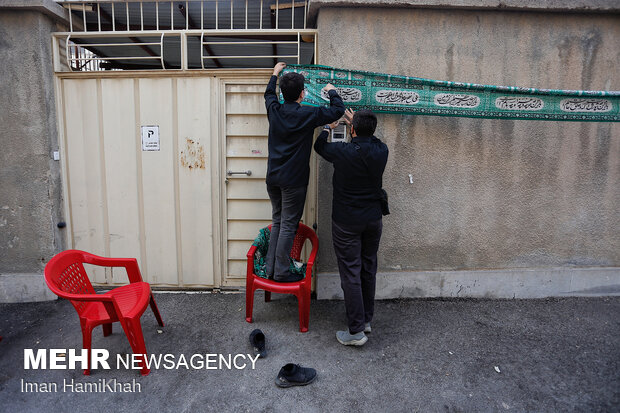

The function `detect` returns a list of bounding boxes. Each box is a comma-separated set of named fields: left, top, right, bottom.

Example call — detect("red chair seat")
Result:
left=81, top=282, right=151, bottom=322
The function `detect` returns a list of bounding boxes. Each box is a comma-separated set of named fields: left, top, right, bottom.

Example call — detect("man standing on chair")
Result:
left=264, top=62, right=344, bottom=282
left=314, top=109, right=389, bottom=346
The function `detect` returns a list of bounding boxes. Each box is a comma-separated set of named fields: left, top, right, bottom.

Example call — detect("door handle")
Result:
left=227, top=170, right=252, bottom=176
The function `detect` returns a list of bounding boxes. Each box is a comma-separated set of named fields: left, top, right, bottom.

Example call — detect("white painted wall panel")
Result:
left=138, top=78, right=178, bottom=285
left=63, top=79, right=106, bottom=283
left=176, top=77, right=215, bottom=286
left=100, top=78, right=142, bottom=284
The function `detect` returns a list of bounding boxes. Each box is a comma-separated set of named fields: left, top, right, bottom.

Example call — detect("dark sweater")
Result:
left=264, top=75, right=345, bottom=187
left=314, top=131, right=389, bottom=225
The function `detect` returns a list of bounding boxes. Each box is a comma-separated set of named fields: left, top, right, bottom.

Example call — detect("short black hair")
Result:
left=352, top=110, right=377, bottom=136
left=279, top=72, right=305, bottom=102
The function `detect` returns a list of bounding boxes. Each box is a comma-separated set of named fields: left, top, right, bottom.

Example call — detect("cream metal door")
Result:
left=220, top=79, right=318, bottom=287
left=57, top=74, right=217, bottom=287
left=56, top=72, right=317, bottom=288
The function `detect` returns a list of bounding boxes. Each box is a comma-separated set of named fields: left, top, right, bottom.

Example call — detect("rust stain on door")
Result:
left=180, top=138, right=206, bottom=170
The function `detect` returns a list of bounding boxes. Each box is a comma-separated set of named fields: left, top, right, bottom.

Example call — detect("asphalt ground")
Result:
left=0, top=293, right=619, bottom=412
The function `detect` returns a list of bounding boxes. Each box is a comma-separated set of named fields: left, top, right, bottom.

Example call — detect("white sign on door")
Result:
left=141, top=125, right=160, bottom=151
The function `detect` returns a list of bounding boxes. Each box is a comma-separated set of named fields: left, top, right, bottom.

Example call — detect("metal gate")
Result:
left=56, top=71, right=317, bottom=287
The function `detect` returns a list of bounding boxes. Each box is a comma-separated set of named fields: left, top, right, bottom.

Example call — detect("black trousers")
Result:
left=265, top=185, right=307, bottom=278
left=332, top=218, right=383, bottom=334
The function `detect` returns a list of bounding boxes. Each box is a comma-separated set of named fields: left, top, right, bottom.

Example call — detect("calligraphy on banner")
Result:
left=560, top=99, right=612, bottom=113
left=321, top=87, right=362, bottom=102
left=375, top=90, right=420, bottom=105
left=495, top=97, right=544, bottom=111
left=434, top=94, right=480, bottom=108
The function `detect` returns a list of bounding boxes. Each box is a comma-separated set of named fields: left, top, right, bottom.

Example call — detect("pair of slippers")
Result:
left=249, top=329, right=316, bottom=387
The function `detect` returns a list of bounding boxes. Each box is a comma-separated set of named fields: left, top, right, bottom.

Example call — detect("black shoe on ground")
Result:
left=249, top=329, right=267, bottom=358
left=275, top=363, right=317, bottom=388
left=273, top=271, right=303, bottom=283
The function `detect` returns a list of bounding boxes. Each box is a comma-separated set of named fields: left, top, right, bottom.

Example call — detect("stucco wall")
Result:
left=315, top=8, right=620, bottom=275
left=0, top=10, right=65, bottom=276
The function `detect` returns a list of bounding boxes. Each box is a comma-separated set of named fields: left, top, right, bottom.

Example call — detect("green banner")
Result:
left=282, top=64, right=620, bottom=122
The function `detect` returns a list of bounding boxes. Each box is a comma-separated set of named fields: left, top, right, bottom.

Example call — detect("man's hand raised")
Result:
left=322, top=83, right=337, bottom=93
left=343, top=108, right=355, bottom=127
left=273, top=62, right=287, bottom=76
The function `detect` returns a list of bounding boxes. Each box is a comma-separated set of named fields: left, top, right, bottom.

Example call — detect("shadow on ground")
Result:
left=1, top=293, right=619, bottom=412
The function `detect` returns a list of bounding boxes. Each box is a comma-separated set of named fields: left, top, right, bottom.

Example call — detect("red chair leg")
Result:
left=245, top=284, right=255, bottom=323
left=303, top=295, right=311, bottom=332
left=297, top=292, right=309, bottom=333
left=264, top=291, right=271, bottom=302
left=81, top=322, right=93, bottom=375
left=149, top=293, right=164, bottom=327
left=119, top=317, right=150, bottom=376
left=102, top=323, right=112, bottom=337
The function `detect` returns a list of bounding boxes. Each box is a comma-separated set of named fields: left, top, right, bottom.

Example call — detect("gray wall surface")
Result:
left=0, top=10, right=65, bottom=276
left=315, top=8, right=620, bottom=274
left=308, top=0, right=620, bottom=19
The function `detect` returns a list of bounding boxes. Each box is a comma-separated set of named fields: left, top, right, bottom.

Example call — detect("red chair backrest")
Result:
left=266, top=223, right=317, bottom=261
left=44, top=250, right=96, bottom=314
left=290, top=224, right=316, bottom=261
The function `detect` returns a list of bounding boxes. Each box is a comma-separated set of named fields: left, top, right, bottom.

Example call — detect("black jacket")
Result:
left=264, top=75, right=345, bottom=187
left=314, top=131, right=389, bottom=225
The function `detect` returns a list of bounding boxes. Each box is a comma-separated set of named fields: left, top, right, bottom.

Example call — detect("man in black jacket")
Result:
left=314, top=109, right=389, bottom=346
left=264, top=62, right=344, bottom=282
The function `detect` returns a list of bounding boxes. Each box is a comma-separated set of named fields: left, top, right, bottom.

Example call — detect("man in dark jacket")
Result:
left=314, top=109, right=389, bottom=346
left=264, top=62, right=345, bottom=282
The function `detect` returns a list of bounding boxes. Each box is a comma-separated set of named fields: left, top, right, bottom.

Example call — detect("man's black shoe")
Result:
left=249, top=329, right=267, bottom=358
left=275, top=363, right=317, bottom=388
left=273, top=271, right=303, bottom=283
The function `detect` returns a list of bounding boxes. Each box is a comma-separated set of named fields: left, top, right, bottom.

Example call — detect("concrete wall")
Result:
left=315, top=7, right=620, bottom=297
left=308, top=0, right=620, bottom=18
left=0, top=9, right=65, bottom=301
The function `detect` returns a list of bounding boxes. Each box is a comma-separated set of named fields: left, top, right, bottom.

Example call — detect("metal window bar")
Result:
left=68, top=3, right=72, bottom=31
left=160, top=32, right=165, bottom=68
left=202, top=55, right=297, bottom=59
left=65, top=33, right=166, bottom=71
left=56, top=0, right=318, bottom=72
left=199, top=31, right=308, bottom=65
left=64, top=1, right=313, bottom=33
left=200, top=31, right=205, bottom=69
left=202, top=41, right=297, bottom=45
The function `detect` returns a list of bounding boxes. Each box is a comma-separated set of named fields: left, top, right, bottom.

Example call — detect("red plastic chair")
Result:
left=245, top=223, right=318, bottom=332
left=44, top=250, right=164, bottom=376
